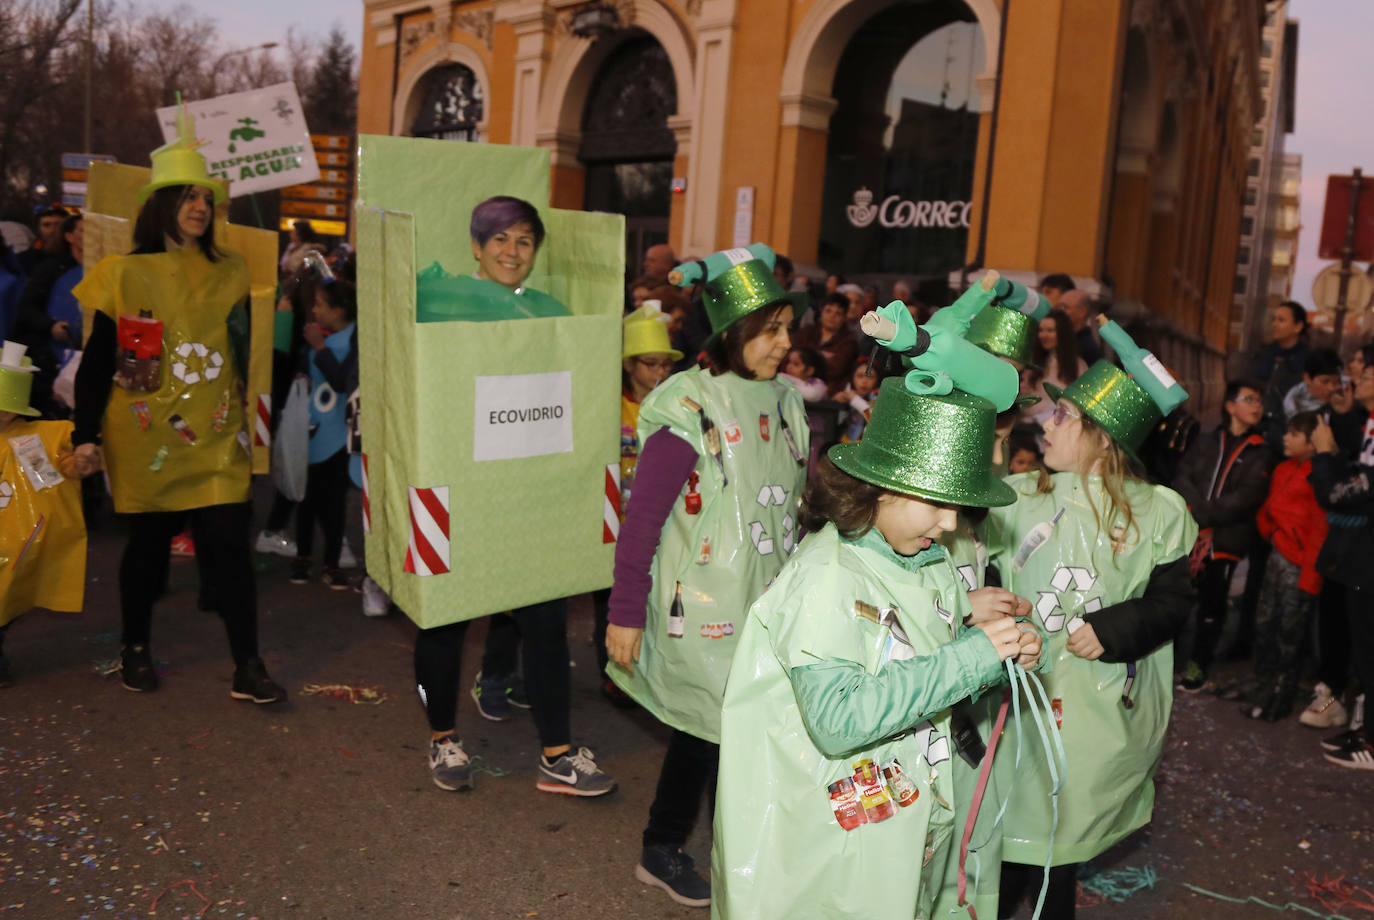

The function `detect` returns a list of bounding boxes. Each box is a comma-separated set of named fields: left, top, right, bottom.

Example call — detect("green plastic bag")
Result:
left=355, top=137, right=623, bottom=627
left=712, top=524, right=1010, bottom=920
left=607, top=367, right=809, bottom=742
left=982, top=472, right=1196, bottom=866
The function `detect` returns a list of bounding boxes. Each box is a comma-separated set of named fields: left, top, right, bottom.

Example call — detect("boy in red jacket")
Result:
left=1246, top=410, right=1329, bottom=721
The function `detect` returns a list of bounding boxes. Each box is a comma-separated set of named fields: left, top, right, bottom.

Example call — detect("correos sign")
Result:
left=846, top=187, right=971, bottom=230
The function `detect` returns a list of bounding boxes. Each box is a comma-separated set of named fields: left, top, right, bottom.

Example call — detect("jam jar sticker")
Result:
left=882, top=759, right=919, bottom=808
left=758, top=413, right=770, bottom=441
left=697, top=622, right=734, bottom=639
left=114, top=312, right=164, bottom=392
left=683, top=471, right=702, bottom=514
left=723, top=419, right=742, bottom=446
left=852, top=758, right=896, bottom=824
left=828, top=778, right=867, bottom=832
left=696, top=536, right=711, bottom=564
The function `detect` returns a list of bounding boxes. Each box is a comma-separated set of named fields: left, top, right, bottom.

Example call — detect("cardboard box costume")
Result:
left=711, top=384, right=1016, bottom=920
left=982, top=338, right=1195, bottom=866
left=354, top=137, right=624, bottom=626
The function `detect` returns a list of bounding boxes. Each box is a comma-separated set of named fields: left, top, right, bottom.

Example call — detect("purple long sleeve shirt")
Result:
left=607, top=427, right=699, bottom=629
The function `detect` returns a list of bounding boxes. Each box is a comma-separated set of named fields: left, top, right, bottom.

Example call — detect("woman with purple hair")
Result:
left=415, top=195, right=569, bottom=322
left=411, top=195, right=616, bottom=799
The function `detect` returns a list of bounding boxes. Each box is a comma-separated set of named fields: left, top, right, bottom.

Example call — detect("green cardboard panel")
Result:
left=356, top=138, right=623, bottom=628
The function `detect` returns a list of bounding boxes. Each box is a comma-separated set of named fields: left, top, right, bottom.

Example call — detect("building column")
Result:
left=773, top=93, right=836, bottom=264
left=681, top=0, right=736, bottom=256
left=496, top=0, right=555, bottom=148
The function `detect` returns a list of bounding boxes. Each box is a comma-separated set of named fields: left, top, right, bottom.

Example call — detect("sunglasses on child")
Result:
left=1050, top=402, right=1082, bottom=426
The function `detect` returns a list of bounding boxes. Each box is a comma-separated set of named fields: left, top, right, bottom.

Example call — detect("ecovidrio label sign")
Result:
left=845, top=187, right=971, bottom=230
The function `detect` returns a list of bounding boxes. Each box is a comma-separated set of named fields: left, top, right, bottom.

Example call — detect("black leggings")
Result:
left=414, top=598, right=572, bottom=749
left=120, top=502, right=259, bottom=666
left=998, top=861, right=1078, bottom=919
left=296, top=448, right=350, bottom=566
left=642, top=729, right=719, bottom=849
left=1192, top=557, right=1237, bottom=672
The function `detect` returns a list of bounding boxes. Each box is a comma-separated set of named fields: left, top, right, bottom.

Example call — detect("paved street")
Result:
left=2, top=500, right=1371, bottom=919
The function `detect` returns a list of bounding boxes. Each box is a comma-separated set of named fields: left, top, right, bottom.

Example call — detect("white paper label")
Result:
left=8, top=435, right=63, bottom=491
left=1141, top=353, right=1178, bottom=389
left=722, top=247, right=752, bottom=266
left=473, top=371, right=574, bottom=462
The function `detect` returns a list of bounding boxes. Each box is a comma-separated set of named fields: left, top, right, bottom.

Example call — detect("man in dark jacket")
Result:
left=1172, top=379, right=1269, bottom=690
left=1309, top=365, right=1374, bottom=769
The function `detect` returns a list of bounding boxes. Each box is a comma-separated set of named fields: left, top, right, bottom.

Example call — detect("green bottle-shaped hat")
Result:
left=668, top=243, right=777, bottom=287
left=991, top=278, right=1052, bottom=321
left=678, top=244, right=806, bottom=341
left=1096, top=316, right=1188, bottom=416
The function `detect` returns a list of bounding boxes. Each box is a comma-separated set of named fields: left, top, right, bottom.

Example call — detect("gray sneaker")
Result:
left=429, top=735, right=473, bottom=791
left=535, top=745, right=616, bottom=797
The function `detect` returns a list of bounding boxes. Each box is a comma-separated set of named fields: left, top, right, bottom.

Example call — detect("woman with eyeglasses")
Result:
left=982, top=327, right=1197, bottom=920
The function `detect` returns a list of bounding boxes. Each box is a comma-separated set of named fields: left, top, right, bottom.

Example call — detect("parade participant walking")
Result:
left=987, top=319, right=1197, bottom=919
left=0, top=341, right=97, bottom=686
left=413, top=195, right=614, bottom=796
left=606, top=249, right=808, bottom=907
left=711, top=382, right=1039, bottom=920
left=71, top=110, right=286, bottom=703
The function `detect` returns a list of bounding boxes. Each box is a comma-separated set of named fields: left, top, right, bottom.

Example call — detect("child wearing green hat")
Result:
left=0, top=341, right=99, bottom=686
left=985, top=318, right=1198, bottom=919
left=710, top=382, right=1041, bottom=920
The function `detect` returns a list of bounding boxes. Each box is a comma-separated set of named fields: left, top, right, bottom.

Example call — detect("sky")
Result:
left=1286, top=0, right=1374, bottom=310
left=183, top=0, right=1365, bottom=306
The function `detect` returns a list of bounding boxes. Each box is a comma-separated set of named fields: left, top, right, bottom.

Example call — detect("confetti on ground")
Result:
left=1079, top=864, right=1158, bottom=903
left=300, top=683, right=390, bottom=704
left=1303, top=873, right=1374, bottom=915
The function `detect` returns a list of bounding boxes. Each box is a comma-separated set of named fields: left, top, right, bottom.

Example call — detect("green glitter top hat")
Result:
left=967, top=303, right=1038, bottom=370
left=1044, top=363, right=1162, bottom=467
left=829, top=385, right=1016, bottom=508
left=689, top=252, right=806, bottom=342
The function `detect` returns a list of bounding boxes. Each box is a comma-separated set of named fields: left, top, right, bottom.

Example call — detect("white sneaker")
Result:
left=338, top=537, right=357, bottom=569
left=361, top=576, right=390, bottom=618
left=428, top=735, right=473, bottom=791
left=1299, top=682, right=1348, bottom=729
left=254, top=529, right=297, bottom=557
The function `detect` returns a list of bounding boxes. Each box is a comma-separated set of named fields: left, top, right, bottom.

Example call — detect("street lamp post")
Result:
left=209, top=41, right=279, bottom=97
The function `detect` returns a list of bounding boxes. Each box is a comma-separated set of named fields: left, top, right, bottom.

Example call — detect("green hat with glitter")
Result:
left=967, top=303, right=1037, bottom=369
left=1044, top=363, right=1163, bottom=467
left=693, top=255, right=807, bottom=344
left=829, top=385, right=1016, bottom=508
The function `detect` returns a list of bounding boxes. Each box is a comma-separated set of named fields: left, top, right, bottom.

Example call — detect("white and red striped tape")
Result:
left=603, top=464, right=621, bottom=543
left=254, top=394, right=271, bottom=447
left=360, top=453, right=371, bottom=534
left=403, top=485, right=450, bottom=576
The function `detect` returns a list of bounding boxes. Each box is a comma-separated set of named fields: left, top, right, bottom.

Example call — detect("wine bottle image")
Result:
left=668, top=582, right=685, bottom=638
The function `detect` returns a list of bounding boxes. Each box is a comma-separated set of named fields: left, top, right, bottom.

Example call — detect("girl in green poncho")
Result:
left=987, top=336, right=1197, bottom=920
left=711, top=383, right=1041, bottom=920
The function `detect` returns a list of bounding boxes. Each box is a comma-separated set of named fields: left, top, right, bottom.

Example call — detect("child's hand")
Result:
left=974, top=617, right=1021, bottom=661
left=606, top=624, right=643, bottom=674
left=303, top=322, right=326, bottom=350
left=966, top=587, right=1020, bottom=623
left=1312, top=418, right=1338, bottom=454
left=1066, top=621, right=1105, bottom=660
left=1015, top=624, right=1042, bottom=670
left=72, top=443, right=103, bottom=476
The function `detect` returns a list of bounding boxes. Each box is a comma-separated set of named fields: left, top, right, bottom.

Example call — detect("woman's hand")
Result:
left=606, top=624, right=644, bottom=673
left=974, top=616, right=1021, bottom=661
left=1066, top=621, right=1105, bottom=660
left=1015, top=624, right=1043, bottom=670
left=966, top=587, right=1023, bottom=624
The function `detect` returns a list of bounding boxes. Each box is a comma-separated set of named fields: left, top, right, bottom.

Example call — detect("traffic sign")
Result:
left=1319, top=174, right=1374, bottom=261
left=280, top=199, right=347, bottom=219
left=1312, top=263, right=1374, bottom=313
left=280, top=216, right=347, bottom=237
left=58, top=152, right=115, bottom=208
left=281, top=184, right=347, bottom=201
left=315, top=150, right=350, bottom=168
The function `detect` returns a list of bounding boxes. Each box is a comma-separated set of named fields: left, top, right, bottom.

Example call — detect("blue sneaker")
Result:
left=428, top=735, right=473, bottom=791
left=470, top=671, right=512, bottom=722
left=636, top=845, right=710, bottom=907
left=507, top=676, right=531, bottom=709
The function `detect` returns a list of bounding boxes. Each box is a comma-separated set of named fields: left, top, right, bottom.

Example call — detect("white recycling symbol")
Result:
left=756, top=484, right=787, bottom=507
left=749, top=520, right=774, bottom=556
left=0, top=479, right=12, bottom=510
left=170, top=341, right=224, bottom=385
left=913, top=720, right=951, bottom=766
left=956, top=564, right=978, bottom=592
left=781, top=513, right=796, bottom=553
left=1035, top=565, right=1099, bottom=633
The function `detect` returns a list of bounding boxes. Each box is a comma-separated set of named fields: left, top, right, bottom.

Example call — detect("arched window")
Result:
left=411, top=64, right=484, bottom=141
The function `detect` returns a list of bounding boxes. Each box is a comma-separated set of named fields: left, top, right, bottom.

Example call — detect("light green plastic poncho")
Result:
left=712, top=524, right=1009, bottom=920
left=608, top=366, right=809, bottom=742
left=931, top=519, right=1005, bottom=919
left=983, top=472, right=1196, bottom=866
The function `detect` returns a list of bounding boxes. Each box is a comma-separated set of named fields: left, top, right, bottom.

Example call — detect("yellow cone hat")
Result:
left=138, top=99, right=228, bottom=206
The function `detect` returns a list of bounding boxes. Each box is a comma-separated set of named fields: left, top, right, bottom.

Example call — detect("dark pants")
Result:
left=120, top=502, right=259, bottom=666
left=1237, top=538, right=1271, bottom=659
left=1254, top=552, right=1317, bottom=708
left=642, top=729, right=719, bottom=850
left=1192, top=557, right=1238, bottom=672
left=591, top=587, right=611, bottom=674
left=1317, top=582, right=1351, bottom=696
left=1347, top=584, right=1374, bottom=709
left=480, top=613, right=520, bottom=678
left=296, top=448, right=349, bottom=566
left=414, top=599, right=572, bottom=749
left=265, top=490, right=296, bottom=533
left=998, top=862, right=1078, bottom=920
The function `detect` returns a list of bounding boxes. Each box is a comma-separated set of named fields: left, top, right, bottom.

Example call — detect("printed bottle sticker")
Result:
left=852, top=759, right=896, bottom=824
left=667, top=582, right=685, bottom=638
left=696, top=535, right=712, bottom=564
left=130, top=401, right=152, bottom=431
left=1011, top=507, right=1066, bottom=572
left=758, top=413, right=770, bottom=441
left=1051, top=698, right=1063, bottom=729
left=114, top=311, right=163, bottom=392
left=681, top=397, right=729, bottom=485
left=168, top=414, right=198, bottom=445
left=723, top=419, right=742, bottom=446
left=148, top=445, right=169, bottom=472
left=211, top=391, right=230, bottom=432
left=777, top=402, right=805, bottom=467
left=1141, top=353, right=1178, bottom=389
left=683, top=471, right=702, bottom=514
left=828, top=778, right=867, bottom=831
left=721, top=247, right=753, bottom=266
left=882, top=759, right=920, bottom=808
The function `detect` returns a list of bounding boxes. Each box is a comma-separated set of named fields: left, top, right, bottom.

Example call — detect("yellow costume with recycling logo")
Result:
left=74, top=249, right=251, bottom=514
